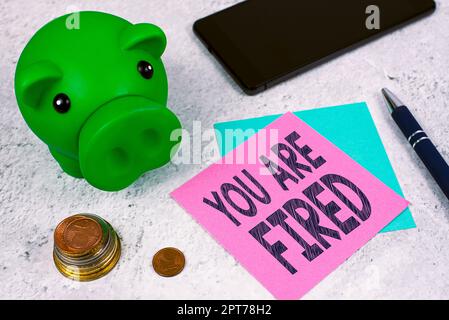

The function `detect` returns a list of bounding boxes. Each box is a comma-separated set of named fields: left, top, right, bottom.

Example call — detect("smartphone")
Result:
left=193, top=0, right=436, bottom=95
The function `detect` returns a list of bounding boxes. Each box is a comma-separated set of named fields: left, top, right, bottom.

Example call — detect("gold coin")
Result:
left=152, top=247, right=185, bottom=277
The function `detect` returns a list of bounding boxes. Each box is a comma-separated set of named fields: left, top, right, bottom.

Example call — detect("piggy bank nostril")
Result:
left=107, top=147, right=129, bottom=170
left=141, top=129, right=161, bottom=148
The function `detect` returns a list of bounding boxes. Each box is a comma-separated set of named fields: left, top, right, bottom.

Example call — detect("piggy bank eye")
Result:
left=53, top=93, right=71, bottom=113
left=137, top=60, right=154, bottom=79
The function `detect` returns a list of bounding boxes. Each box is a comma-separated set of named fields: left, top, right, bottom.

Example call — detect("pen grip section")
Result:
left=392, top=106, right=424, bottom=141
left=414, top=139, right=449, bottom=200
left=393, top=106, right=449, bottom=199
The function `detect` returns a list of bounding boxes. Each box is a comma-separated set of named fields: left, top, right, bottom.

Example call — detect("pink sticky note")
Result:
left=171, top=112, right=408, bottom=299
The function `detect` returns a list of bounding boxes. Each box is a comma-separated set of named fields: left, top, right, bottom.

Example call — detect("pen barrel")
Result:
left=392, top=106, right=449, bottom=200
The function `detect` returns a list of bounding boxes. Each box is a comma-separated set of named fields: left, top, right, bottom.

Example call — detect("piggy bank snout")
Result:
left=79, top=96, right=181, bottom=191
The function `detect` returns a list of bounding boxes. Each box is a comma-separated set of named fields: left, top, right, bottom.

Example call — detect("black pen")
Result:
left=382, top=88, right=449, bottom=200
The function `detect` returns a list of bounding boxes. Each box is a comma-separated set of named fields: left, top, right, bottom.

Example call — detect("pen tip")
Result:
left=381, top=87, right=404, bottom=112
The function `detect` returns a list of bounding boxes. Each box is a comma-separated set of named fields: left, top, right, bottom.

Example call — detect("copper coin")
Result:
left=54, top=214, right=85, bottom=253
left=152, top=247, right=185, bottom=277
left=63, top=216, right=103, bottom=254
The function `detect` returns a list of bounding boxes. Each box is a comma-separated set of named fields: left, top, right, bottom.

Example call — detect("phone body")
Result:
left=193, top=0, right=436, bottom=95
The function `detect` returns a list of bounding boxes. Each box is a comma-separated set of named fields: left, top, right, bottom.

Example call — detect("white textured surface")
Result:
left=1, top=0, right=449, bottom=300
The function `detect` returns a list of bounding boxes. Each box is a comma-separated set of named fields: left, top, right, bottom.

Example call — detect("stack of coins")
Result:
left=53, top=214, right=121, bottom=281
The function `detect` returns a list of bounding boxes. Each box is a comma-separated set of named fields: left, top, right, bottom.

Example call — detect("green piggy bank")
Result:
left=15, top=11, right=181, bottom=191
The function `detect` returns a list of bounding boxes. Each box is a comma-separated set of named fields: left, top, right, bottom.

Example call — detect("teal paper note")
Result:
left=214, top=102, right=415, bottom=232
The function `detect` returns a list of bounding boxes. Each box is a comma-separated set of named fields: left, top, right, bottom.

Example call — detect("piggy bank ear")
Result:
left=16, top=61, right=63, bottom=108
left=120, top=23, right=167, bottom=58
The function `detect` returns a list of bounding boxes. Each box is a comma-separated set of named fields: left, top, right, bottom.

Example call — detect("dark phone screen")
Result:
left=194, top=0, right=435, bottom=93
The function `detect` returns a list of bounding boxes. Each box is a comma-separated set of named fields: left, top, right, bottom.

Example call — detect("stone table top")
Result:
left=1, top=0, right=448, bottom=299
